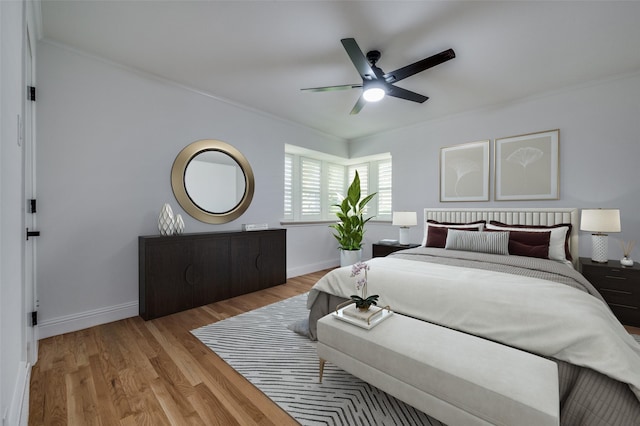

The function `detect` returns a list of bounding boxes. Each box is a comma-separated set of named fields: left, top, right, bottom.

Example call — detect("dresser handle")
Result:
left=609, top=303, right=638, bottom=310
left=600, top=288, right=632, bottom=295
left=604, top=275, right=627, bottom=280
left=184, top=264, right=194, bottom=286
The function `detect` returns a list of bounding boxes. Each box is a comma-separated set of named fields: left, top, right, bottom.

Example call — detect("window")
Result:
left=284, top=145, right=392, bottom=222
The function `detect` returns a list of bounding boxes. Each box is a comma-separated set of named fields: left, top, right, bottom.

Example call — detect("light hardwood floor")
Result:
left=28, top=269, right=329, bottom=426
left=29, top=269, right=640, bottom=425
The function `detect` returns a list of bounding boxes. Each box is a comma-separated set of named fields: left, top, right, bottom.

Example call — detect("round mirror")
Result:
left=171, top=139, right=254, bottom=224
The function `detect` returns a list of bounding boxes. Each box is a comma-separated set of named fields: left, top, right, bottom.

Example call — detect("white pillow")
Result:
left=485, top=223, right=571, bottom=263
left=445, top=229, right=510, bottom=255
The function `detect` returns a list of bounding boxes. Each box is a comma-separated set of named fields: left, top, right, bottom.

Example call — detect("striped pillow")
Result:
left=445, top=229, right=510, bottom=255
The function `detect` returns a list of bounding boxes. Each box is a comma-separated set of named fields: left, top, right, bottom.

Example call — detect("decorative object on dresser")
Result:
left=392, top=211, right=417, bottom=245
left=158, top=203, right=175, bottom=236
left=580, top=257, right=640, bottom=327
left=329, top=171, right=377, bottom=267
left=580, top=208, right=621, bottom=263
left=242, top=223, right=269, bottom=231
left=139, top=229, right=286, bottom=320
left=174, top=214, right=185, bottom=235
left=620, top=240, right=636, bottom=266
left=372, top=242, right=420, bottom=258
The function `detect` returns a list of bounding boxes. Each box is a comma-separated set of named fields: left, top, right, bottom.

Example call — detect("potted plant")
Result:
left=330, top=171, right=377, bottom=266
left=350, top=261, right=379, bottom=311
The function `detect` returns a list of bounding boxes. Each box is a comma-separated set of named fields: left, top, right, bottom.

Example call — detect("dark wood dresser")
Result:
left=579, top=257, right=640, bottom=327
left=139, top=229, right=286, bottom=320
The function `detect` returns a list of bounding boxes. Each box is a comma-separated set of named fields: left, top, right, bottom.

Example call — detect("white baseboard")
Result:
left=287, top=259, right=338, bottom=279
left=37, top=262, right=335, bottom=339
left=38, top=300, right=138, bottom=339
left=6, top=361, right=30, bottom=426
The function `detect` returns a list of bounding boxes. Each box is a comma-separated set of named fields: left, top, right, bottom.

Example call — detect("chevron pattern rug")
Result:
left=191, top=293, right=444, bottom=426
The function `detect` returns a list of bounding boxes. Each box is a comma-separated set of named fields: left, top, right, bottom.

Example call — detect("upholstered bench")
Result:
left=317, top=313, right=559, bottom=426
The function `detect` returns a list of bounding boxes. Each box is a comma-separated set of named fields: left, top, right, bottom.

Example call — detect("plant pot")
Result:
left=357, top=304, right=371, bottom=312
left=340, top=249, right=362, bottom=267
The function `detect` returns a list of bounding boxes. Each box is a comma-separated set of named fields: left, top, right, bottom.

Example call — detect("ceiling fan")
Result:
left=301, top=38, right=455, bottom=114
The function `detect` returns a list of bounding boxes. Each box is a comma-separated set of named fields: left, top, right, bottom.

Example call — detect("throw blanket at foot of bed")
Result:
left=308, top=256, right=640, bottom=405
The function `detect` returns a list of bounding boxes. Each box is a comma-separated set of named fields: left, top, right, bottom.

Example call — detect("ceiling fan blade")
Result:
left=341, top=38, right=376, bottom=80
left=386, top=85, right=429, bottom=103
left=350, top=95, right=366, bottom=115
left=301, top=84, right=362, bottom=92
left=384, top=48, right=455, bottom=84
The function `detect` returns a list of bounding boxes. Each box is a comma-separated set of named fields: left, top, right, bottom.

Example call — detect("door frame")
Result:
left=23, top=1, right=38, bottom=366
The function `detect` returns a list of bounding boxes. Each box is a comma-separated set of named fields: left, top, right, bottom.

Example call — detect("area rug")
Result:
left=191, top=293, right=444, bottom=426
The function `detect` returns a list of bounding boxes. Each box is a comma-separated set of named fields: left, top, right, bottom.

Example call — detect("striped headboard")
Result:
left=423, top=208, right=579, bottom=266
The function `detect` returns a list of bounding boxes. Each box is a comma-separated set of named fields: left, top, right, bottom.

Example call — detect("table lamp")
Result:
left=392, top=211, right=417, bottom=245
left=580, top=208, right=621, bottom=263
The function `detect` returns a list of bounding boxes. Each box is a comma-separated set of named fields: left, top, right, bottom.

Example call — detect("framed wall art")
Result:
left=494, top=129, right=559, bottom=201
left=440, top=140, right=490, bottom=202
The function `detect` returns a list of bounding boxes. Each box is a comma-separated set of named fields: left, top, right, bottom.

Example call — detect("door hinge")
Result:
left=28, top=199, right=37, bottom=213
left=26, top=228, right=40, bottom=240
left=27, top=86, right=36, bottom=101
left=31, top=311, right=38, bottom=326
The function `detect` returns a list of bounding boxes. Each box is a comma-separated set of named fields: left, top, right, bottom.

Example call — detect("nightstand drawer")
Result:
left=581, top=265, right=637, bottom=282
left=596, top=287, right=640, bottom=307
left=609, top=305, right=640, bottom=327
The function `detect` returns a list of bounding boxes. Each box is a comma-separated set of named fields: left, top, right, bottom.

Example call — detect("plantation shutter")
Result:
left=301, top=157, right=322, bottom=217
left=283, top=154, right=293, bottom=219
left=377, top=159, right=392, bottom=217
left=327, top=162, right=345, bottom=217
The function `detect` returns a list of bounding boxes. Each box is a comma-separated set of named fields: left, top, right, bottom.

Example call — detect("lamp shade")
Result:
left=392, top=211, right=417, bottom=227
left=580, top=209, right=621, bottom=233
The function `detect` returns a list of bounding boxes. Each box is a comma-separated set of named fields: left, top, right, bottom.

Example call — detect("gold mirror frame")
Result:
left=171, top=139, right=255, bottom=224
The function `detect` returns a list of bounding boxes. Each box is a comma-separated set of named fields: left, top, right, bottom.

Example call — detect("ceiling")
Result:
left=39, top=1, right=640, bottom=140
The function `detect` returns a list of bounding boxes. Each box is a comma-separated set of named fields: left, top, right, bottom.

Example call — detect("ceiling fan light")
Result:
left=363, top=87, right=385, bottom=102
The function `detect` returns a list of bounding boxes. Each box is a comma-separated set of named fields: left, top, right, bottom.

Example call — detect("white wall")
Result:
left=351, top=73, right=640, bottom=260
left=36, top=41, right=347, bottom=337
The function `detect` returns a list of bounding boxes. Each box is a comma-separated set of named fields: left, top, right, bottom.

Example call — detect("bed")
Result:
left=307, top=208, right=640, bottom=426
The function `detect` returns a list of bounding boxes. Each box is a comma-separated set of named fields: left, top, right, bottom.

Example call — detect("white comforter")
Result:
left=308, top=257, right=640, bottom=401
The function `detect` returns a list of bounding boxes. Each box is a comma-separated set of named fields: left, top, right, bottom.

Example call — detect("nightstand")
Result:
left=372, top=242, right=420, bottom=258
left=579, top=257, right=640, bottom=327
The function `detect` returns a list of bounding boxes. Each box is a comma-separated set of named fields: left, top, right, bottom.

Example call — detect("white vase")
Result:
left=174, top=214, right=185, bottom=235
left=621, top=256, right=634, bottom=267
left=340, top=249, right=362, bottom=267
left=158, top=203, right=175, bottom=236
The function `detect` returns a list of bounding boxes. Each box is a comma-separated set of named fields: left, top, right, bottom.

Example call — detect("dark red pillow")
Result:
left=489, top=221, right=572, bottom=261
left=488, top=229, right=551, bottom=259
left=426, top=226, right=481, bottom=248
